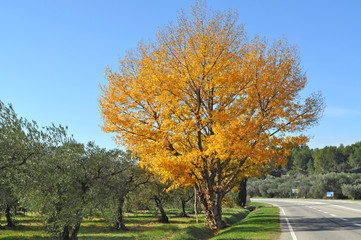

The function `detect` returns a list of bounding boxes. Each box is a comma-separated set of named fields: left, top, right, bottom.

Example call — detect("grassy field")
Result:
left=0, top=203, right=279, bottom=240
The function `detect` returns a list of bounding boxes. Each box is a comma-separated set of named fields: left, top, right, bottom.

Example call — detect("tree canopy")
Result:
left=99, top=2, right=324, bottom=229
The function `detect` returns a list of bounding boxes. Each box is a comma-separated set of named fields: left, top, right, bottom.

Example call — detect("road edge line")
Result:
left=273, top=204, right=297, bottom=240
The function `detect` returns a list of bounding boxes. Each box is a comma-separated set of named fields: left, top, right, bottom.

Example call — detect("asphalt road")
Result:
left=252, top=198, right=361, bottom=240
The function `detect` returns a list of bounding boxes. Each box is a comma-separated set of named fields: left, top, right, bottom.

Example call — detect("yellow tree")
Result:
left=99, top=2, right=324, bottom=230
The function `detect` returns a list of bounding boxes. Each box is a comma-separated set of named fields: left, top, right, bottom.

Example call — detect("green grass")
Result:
left=76, top=209, right=215, bottom=240
left=212, top=202, right=280, bottom=240
left=0, top=210, right=212, bottom=240
left=0, top=204, right=278, bottom=240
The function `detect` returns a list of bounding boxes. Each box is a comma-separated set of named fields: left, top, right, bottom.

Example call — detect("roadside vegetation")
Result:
left=1, top=98, right=359, bottom=239
left=248, top=143, right=361, bottom=200
left=0, top=100, right=280, bottom=239
left=0, top=209, right=214, bottom=240
left=249, top=172, right=361, bottom=200
left=0, top=203, right=278, bottom=240
left=213, top=203, right=279, bottom=240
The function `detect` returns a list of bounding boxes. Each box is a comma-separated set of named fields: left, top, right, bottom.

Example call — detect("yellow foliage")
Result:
left=99, top=3, right=324, bottom=193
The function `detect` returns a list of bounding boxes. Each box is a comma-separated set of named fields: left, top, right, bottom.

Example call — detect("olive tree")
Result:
left=0, top=101, right=44, bottom=228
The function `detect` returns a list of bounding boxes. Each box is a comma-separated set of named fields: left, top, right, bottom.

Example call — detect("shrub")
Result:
left=341, top=184, right=361, bottom=200
left=309, top=173, right=352, bottom=199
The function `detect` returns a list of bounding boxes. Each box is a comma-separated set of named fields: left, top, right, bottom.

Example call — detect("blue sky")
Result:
left=1, top=0, right=360, bottom=150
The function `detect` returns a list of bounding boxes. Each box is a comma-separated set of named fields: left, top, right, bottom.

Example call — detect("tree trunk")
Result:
left=178, top=199, right=189, bottom=217
left=238, top=178, right=248, bottom=208
left=153, top=196, right=169, bottom=223
left=5, top=205, right=16, bottom=228
left=70, top=222, right=81, bottom=240
left=194, top=187, right=198, bottom=224
left=178, top=192, right=193, bottom=217
left=114, top=196, right=128, bottom=231
left=59, top=225, right=70, bottom=240
left=196, top=185, right=226, bottom=230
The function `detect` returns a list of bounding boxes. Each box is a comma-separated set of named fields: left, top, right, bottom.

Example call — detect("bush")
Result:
left=258, top=176, right=279, bottom=198
left=309, top=173, right=352, bottom=199
left=247, top=179, right=262, bottom=197
left=248, top=173, right=361, bottom=199
left=341, top=184, right=361, bottom=200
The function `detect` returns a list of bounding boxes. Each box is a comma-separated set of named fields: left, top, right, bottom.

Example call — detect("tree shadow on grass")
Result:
left=241, top=214, right=279, bottom=224
left=0, top=224, right=45, bottom=232
left=223, top=211, right=250, bottom=225
left=79, top=237, right=135, bottom=240
left=180, top=226, right=214, bottom=240
left=80, top=224, right=185, bottom=240
left=122, top=214, right=157, bottom=224
left=0, top=236, right=54, bottom=240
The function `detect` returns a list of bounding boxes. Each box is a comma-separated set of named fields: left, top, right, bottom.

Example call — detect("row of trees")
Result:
left=0, top=101, right=196, bottom=240
left=248, top=173, right=361, bottom=200
left=282, top=143, right=361, bottom=175
left=249, top=143, right=361, bottom=201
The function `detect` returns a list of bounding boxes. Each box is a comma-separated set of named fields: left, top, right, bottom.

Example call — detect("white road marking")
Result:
left=330, top=205, right=361, bottom=213
left=254, top=199, right=361, bottom=235
left=270, top=203, right=298, bottom=240
left=259, top=199, right=324, bottom=205
left=280, top=207, right=298, bottom=240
